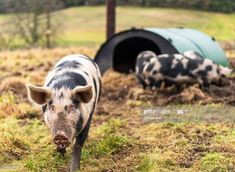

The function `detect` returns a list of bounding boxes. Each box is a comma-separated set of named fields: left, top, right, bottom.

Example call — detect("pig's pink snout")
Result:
left=53, top=131, right=70, bottom=149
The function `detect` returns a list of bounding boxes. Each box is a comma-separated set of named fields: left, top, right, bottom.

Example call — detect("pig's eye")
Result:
left=50, top=105, right=55, bottom=112
left=68, top=105, right=76, bottom=112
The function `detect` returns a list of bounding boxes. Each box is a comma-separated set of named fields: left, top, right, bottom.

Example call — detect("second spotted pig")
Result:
left=135, top=50, right=232, bottom=89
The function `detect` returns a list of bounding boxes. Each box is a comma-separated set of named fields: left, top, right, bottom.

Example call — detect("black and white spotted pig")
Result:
left=135, top=50, right=232, bottom=89
left=27, top=54, right=101, bottom=171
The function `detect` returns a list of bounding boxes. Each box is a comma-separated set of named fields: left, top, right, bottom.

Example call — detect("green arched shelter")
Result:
left=95, top=28, right=229, bottom=74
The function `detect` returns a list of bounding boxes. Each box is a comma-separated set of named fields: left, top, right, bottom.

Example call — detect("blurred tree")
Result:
left=62, top=0, right=86, bottom=7
left=5, top=0, right=63, bottom=48
left=144, top=0, right=235, bottom=13
left=1, top=0, right=234, bottom=13
left=0, top=19, right=17, bottom=50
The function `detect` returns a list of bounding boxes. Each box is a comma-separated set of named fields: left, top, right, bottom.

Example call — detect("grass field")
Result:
left=1, top=6, right=235, bottom=48
left=0, top=6, right=235, bottom=172
left=58, top=6, right=235, bottom=46
left=52, top=6, right=235, bottom=46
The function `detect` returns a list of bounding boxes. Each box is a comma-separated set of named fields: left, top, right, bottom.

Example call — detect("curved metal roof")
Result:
left=146, top=28, right=228, bottom=67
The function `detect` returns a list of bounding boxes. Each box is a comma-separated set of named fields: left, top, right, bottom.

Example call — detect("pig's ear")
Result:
left=72, top=85, right=93, bottom=103
left=26, top=84, right=52, bottom=105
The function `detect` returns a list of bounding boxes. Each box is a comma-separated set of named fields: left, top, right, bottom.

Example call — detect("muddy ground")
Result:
left=99, top=68, right=235, bottom=108
left=90, top=69, right=235, bottom=171
left=1, top=62, right=235, bottom=118
left=0, top=49, right=235, bottom=108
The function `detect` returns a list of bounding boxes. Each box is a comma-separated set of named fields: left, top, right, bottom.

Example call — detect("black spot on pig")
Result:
left=205, top=65, right=212, bottom=72
left=42, top=100, right=52, bottom=112
left=48, top=100, right=53, bottom=106
left=57, top=61, right=82, bottom=71
left=66, top=72, right=87, bottom=87
left=48, top=72, right=87, bottom=90
left=152, top=70, right=158, bottom=75
left=146, top=63, right=155, bottom=72
left=71, top=98, right=80, bottom=108
left=47, top=100, right=53, bottom=110
left=42, top=105, right=47, bottom=113
left=97, top=77, right=102, bottom=102
left=158, top=55, right=184, bottom=78
left=169, top=63, right=185, bottom=77
left=197, top=70, right=208, bottom=76
left=59, top=92, right=64, bottom=99
left=64, top=105, right=68, bottom=111
left=76, top=116, right=83, bottom=133
left=158, top=55, right=174, bottom=74
left=83, top=71, right=89, bottom=76
left=186, top=58, right=200, bottom=71
left=93, top=78, right=97, bottom=97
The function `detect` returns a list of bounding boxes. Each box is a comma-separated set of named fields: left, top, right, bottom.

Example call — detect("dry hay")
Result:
left=101, top=70, right=137, bottom=101
left=0, top=77, right=28, bottom=102
left=100, top=69, right=235, bottom=106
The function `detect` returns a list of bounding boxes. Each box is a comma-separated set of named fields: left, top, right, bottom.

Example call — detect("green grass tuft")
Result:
left=199, top=152, right=235, bottom=171
left=137, top=151, right=177, bottom=172
left=93, top=118, right=123, bottom=136
left=83, top=135, right=131, bottom=159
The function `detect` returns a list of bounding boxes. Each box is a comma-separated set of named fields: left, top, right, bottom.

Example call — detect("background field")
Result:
left=50, top=6, right=235, bottom=46
left=1, top=6, right=235, bottom=48
left=0, top=6, right=235, bottom=172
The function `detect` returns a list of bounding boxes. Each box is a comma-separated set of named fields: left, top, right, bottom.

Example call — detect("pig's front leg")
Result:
left=70, top=140, right=82, bottom=172
left=70, top=123, right=90, bottom=172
